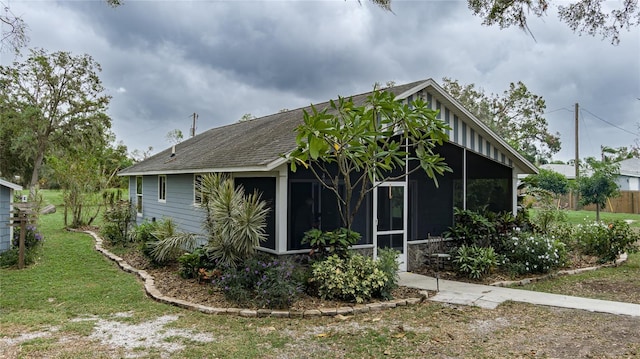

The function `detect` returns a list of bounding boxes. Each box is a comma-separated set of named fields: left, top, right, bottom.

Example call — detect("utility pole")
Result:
left=574, top=102, right=579, bottom=210
left=190, top=112, right=198, bottom=137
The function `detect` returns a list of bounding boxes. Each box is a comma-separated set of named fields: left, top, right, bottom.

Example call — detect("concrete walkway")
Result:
left=399, top=272, right=640, bottom=317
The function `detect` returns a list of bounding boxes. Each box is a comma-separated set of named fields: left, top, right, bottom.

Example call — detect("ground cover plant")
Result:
left=2, top=190, right=640, bottom=358
left=445, top=207, right=639, bottom=281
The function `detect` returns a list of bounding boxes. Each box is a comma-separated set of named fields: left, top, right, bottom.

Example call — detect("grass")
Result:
left=517, top=251, right=640, bottom=303
left=1, top=190, right=639, bottom=358
left=530, top=208, right=640, bottom=227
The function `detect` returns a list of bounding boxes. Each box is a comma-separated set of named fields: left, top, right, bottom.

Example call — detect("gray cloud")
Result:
left=2, top=0, right=638, bottom=162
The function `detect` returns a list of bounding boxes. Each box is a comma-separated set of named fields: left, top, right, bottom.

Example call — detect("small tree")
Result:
left=523, top=168, right=569, bottom=209
left=576, top=157, right=620, bottom=222
left=288, top=89, right=451, bottom=230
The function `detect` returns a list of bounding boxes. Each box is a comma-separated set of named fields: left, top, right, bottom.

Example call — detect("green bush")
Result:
left=0, top=247, right=39, bottom=268
left=500, top=232, right=567, bottom=275
left=128, top=220, right=158, bottom=244
left=100, top=200, right=132, bottom=246
left=214, top=257, right=303, bottom=309
left=1, top=225, right=44, bottom=268
left=376, top=248, right=400, bottom=300
left=532, top=209, right=568, bottom=234
left=575, top=220, right=639, bottom=263
left=453, top=245, right=498, bottom=279
left=177, top=248, right=216, bottom=279
left=302, top=227, right=361, bottom=259
left=13, top=225, right=43, bottom=250
left=310, top=253, right=389, bottom=303
left=444, top=209, right=496, bottom=247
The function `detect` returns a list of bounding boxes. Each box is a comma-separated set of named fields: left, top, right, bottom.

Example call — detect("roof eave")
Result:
left=0, top=179, right=22, bottom=190
left=118, top=159, right=289, bottom=177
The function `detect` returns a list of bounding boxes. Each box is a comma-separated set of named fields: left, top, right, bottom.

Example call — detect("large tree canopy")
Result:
left=0, top=48, right=112, bottom=196
left=442, top=77, right=561, bottom=164
left=373, top=0, right=638, bottom=45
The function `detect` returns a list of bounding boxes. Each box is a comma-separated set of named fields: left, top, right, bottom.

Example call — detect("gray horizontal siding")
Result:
left=0, top=186, right=12, bottom=252
left=130, top=175, right=206, bottom=235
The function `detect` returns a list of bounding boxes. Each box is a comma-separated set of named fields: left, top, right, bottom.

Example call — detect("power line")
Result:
left=581, top=107, right=640, bottom=137
left=543, top=107, right=573, bottom=115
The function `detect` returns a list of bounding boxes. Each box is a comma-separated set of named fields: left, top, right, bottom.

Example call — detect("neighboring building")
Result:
left=539, top=163, right=577, bottom=180
left=118, top=79, right=537, bottom=270
left=0, top=179, right=22, bottom=253
left=616, top=157, right=640, bottom=191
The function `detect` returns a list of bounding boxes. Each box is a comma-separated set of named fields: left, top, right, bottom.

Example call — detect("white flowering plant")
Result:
left=574, top=219, right=639, bottom=263
left=501, top=233, right=567, bottom=275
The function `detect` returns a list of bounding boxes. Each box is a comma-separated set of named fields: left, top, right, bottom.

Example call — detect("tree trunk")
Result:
left=29, top=150, right=45, bottom=200
left=596, top=203, right=601, bottom=222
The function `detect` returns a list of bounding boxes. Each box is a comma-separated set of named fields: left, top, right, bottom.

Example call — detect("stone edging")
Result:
left=489, top=253, right=629, bottom=287
left=82, top=230, right=427, bottom=318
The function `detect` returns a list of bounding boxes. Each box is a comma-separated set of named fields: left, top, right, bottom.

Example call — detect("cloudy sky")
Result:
left=2, top=0, right=639, bottom=162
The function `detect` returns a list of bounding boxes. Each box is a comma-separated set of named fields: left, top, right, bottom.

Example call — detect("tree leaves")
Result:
left=0, top=49, right=112, bottom=195
left=287, top=88, right=452, bottom=229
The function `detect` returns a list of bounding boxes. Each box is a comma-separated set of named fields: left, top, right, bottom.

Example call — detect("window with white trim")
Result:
left=158, top=175, right=167, bottom=202
left=136, top=176, right=143, bottom=216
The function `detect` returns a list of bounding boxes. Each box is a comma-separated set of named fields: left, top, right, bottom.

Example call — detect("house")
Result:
left=539, top=163, right=577, bottom=180
left=0, top=179, right=22, bottom=253
left=616, top=157, right=640, bottom=191
left=118, top=79, right=537, bottom=271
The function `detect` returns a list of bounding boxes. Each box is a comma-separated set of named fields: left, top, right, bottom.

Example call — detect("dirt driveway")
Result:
left=2, top=300, right=639, bottom=358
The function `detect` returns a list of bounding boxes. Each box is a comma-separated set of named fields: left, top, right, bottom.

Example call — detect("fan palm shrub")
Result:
left=148, top=173, right=269, bottom=267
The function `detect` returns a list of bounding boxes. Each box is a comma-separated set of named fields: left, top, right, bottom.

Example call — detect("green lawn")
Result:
left=529, top=208, right=640, bottom=228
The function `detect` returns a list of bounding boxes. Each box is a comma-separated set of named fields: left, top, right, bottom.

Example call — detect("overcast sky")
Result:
left=2, top=0, right=639, bottom=162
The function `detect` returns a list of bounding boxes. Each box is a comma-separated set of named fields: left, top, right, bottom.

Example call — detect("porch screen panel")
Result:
left=407, top=142, right=462, bottom=238
left=463, top=151, right=512, bottom=213
left=235, top=177, right=276, bottom=250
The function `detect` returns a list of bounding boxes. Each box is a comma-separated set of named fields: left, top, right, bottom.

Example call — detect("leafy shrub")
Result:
left=452, top=245, right=498, bottom=279
left=13, top=225, right=43, bottom=250
left=376, top=248, right=400, bottom=300
left=128, top=220, right=158, bottom=244
left=575, top=220, right=639, bottom=263
left=101, top=200, right=133, bottom=246
left=178, top=248, right=213, bottom=279
left=310, top=253, right=390, bottom=303
left=500, top=233, right=567, bottom=275
left=532, top=209, right=568, bottom=234
left=214, top=257, right=303, bottom=309
left=1, top=225, right=43, bottom=268
left=444, top=209, right=495, bottom=247
left=0, top=247, right=40, bottom=268
left=302, top=227, right=361, bottom=259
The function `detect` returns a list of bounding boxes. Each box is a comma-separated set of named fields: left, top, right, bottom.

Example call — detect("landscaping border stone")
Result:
left=83, top=230, right=427, bottom=318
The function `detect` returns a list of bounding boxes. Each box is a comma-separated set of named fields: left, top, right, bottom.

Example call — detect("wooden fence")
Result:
left=554, top=190, right=640, bottom=214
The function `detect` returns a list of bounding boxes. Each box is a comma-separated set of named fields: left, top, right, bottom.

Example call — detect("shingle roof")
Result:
left=619, top=157, right=640, bottom=177
left=119, top=79, right=536, bottom=176
left=118, top=80, right=425, bottom=176
left=0, top=179, right=22, bottom=190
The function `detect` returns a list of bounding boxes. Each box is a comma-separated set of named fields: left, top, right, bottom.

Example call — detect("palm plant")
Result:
left=148, top=173, right=269, bottom=267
